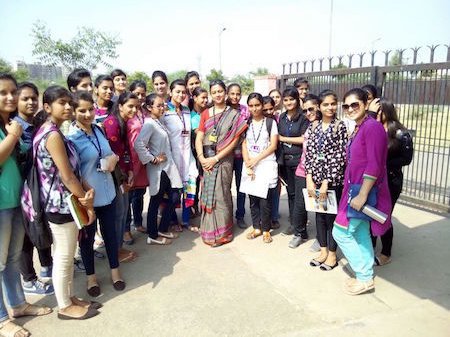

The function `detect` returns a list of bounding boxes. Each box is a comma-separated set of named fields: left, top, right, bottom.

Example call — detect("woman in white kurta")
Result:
left=162, top=79, right=198, bottom=231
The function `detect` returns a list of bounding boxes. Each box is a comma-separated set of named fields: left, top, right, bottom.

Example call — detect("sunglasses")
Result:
left=342, top=102, right=361, bottom=111
left=302, top=107, right=316, bottom=114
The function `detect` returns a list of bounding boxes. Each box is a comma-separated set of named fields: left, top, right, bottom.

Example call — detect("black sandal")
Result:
left=319, top=262, right=339, bottom=271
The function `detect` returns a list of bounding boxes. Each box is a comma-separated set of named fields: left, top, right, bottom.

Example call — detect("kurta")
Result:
left=334, top=117, right=392, bottom=236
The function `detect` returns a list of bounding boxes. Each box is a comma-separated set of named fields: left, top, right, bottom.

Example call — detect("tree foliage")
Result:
left=229, top=74, right=254, bottom=95
left=0, top=58, right=29, bottom=83
left=31, top=21, right=121, bottom=71
left=128, top=71, right=153, bottom=92
left=206, top=69, right=226, bottom=83
left=250, top=67, right=269, bottom=77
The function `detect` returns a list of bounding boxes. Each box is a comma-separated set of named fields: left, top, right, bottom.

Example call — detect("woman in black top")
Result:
left=371, top=99, right=413, bottom=266
left=277, top=87, right=309, bottom=236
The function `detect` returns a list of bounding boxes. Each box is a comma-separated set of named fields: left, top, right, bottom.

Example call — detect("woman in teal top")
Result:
left=0, top=73, right=51, bottom=337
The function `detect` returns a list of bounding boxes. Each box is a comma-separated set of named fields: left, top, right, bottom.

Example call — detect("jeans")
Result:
left=49, top=221, right=78, bottom=309
left=292, top=176, right=308, bottom=237
left=0, top=207, right=26, bottom=322
left=126, top=188, right=146, bottom=229
left=147, top=171, right=179, bottom=239
left=79, top=201, right=119, bottom=275
left=333, top=218, right=374, bottom=282
left=20, top=231, right=53, bottom=282
left=115, top=189, right=129, bottom=249
left=249, top=187, right=275, bottom=232
left=233, top=157, right=246, bottom=219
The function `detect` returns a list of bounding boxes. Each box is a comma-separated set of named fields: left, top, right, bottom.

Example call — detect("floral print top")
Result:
left=305, top=119, right=347, bottom=187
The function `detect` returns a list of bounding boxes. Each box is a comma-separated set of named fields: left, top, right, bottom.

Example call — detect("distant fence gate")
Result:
left=278, top=45, right=450, bottom=212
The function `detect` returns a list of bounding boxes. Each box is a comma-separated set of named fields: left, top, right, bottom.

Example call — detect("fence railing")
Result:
left=278, top=45, right=450, bottom=212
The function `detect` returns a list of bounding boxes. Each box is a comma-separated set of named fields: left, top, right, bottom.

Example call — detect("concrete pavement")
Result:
left=22, top=195, right=450, bottom=337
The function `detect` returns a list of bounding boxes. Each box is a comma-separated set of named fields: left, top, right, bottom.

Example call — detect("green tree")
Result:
left=250, top=67, right=269, bottom=77
left=0, top=57, right=29, bottom=82
left=206, top=69, right=226, bottom=83
left=31, top=21, right=121, bottom=71
left=389, top=51, right=402, bottom=66
left=128, top=71, right=153, bottom=92
left=167, top=70, right=189, bottom=84
left=230, top=74, right=254, bottom=95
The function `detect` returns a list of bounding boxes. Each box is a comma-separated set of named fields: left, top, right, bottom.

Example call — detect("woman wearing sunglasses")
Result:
left=332, top=88, right=392, bottom=295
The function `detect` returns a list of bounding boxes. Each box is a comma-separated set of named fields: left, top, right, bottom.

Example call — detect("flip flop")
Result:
left=320, top=262, right=339, bottom=271
left=12, top=303, right=52, bottom=318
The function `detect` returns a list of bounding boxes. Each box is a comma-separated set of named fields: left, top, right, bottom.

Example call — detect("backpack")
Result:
left=397, top=129, right=414, bottom=166
left=247, top=116, right=274, bottom=137
left=21, top=131, right=57, bottom=250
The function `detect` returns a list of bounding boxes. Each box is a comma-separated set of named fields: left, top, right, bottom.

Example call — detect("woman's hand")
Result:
left=306, top=176, right=316, bottom=198
left=87, top=208, right=96, bottom=225
left=157, top=153, right=167, bottom=163
left=246, top=157, right=259, bottom=169
left=201, top=157, right=216, bottom=172
left=79, top=189, right=95, bottom=208
left=350, top=193, right=368, bottom=211
left=105, top=154, right=119, bottom=172
left=318, top=181, right=328, bottom=201
left=246, top=167, right=255, bottom=180
left=6, top=120, right=23, bottom=139
left=368, top=98, right=381, bottom=114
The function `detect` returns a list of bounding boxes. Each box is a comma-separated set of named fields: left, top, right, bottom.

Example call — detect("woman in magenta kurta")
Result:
left=333, top=88, right=392, bottom=296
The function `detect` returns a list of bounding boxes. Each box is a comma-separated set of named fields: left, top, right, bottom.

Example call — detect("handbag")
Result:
left=203, top=145, right=217, bottom=158
left=347, top=184, right=378, bottom=222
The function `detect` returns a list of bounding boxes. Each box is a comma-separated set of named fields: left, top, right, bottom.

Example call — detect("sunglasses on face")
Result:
left=302, top=107, right=316, bottom=114
left=342, top=102, right=361, bottom=111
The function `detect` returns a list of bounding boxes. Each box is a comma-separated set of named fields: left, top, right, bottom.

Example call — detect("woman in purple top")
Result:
left=332, top=88, right=392, bottom=296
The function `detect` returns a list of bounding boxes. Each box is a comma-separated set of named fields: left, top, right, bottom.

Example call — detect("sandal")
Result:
left=158, top=232, right=179, bottom=239
left=134, top=226, right=147, bottom=233
left=262, top=232, right=273, bottom=243
left=187, top=225, right=199, bottom=233
left=11, top=303, right=52, bottom=318
left=246, top=229, right=262, bottom=240
left=146, top=236, right=172, bottom=245
left=0, top=320, right=30, bottom=337
left=171, top=224, right=183, bottom=232
left=374, top=255, right=392, bottom=266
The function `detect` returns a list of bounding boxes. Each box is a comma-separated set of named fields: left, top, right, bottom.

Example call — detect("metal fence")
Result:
left=278, top=45, right=450, bottom=212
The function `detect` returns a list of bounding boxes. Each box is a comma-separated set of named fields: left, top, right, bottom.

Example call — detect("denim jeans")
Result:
left=115, top=189, right=129, bottom=249
left=126, top=188, right=146, bottom=229
left=233, top=157, right=246, bottom=219
left=333, top=218, right=374, bottom=281
left=0, top=207, right=26, bottom=322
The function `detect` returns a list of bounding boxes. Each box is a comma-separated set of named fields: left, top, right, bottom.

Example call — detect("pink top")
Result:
left=127, top=111, right=149, bottom=189
left=295, top=127, right=310, bottom=177
left=334, top=117, right=392, bottom=236
left=234, top=104, right=250, bottom=158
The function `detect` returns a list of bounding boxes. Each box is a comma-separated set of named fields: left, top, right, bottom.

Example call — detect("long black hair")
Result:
left=380, top=98, right=407, bottom=151
left=111, top=92, right=138, bottom=141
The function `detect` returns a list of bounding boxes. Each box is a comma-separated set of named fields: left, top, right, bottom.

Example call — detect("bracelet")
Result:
left=214, top=156, right=219, bottom=163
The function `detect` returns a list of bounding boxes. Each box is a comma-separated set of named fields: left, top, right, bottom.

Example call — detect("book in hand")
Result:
left=66, top=193, right=90, bottom=229
left=302, top=189, right=338, bottom=214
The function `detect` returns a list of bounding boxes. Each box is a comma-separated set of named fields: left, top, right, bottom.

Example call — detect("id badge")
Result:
left=283, top=142, right=292, bottom=148
left=96, top=161, right=103, bottom=172
left=250, top=145, right=261, bottom=153
left=209, top=134, right=218, bottom=143
left=181, top=130, right=190, bottom=137
left=318, top=153, right=325, bottom=161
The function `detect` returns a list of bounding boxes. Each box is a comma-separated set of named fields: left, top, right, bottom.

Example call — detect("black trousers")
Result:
left=316, top=185, right=342, bottom=252
left=371, top=175, right=402, bottom=257
left=293, top=175, right=308, bottom=237
left=20, top=232, right=53, bottom=282
left=249, top=187, right=276, bottom=232
left=280, top=165, right=298, bottom=229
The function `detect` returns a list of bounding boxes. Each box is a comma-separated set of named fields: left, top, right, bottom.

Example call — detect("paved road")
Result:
left=23, top=197, right=450, bottom=337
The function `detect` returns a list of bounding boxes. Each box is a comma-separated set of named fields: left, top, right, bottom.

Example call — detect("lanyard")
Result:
left=177, top=111, right=187, bottom=132
left=75, top=122, right=103, bottom=158
left=154, top=117, right=169, bottom=135
left=251, top=118, right=265, bottom=145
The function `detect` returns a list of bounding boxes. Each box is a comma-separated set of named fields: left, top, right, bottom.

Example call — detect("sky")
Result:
left=1, top=0, right=449, bottom=78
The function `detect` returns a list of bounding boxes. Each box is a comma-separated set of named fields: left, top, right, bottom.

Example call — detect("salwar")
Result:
left=333, top=218, right=374, bottom=282
left=249, top=187, right=275, bottom=232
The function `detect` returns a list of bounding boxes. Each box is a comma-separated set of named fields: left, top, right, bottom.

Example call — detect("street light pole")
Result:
left=219, top=27, right=226, bottom=71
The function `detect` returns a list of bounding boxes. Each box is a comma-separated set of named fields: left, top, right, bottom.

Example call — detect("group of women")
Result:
left=0, top=67, right=412, bottom=335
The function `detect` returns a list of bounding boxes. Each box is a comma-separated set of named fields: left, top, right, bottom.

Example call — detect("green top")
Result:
left=0, top=129, right=23, bottom=210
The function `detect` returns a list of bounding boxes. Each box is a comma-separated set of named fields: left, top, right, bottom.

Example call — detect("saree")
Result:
left=199, top=107, right=248, bottom=246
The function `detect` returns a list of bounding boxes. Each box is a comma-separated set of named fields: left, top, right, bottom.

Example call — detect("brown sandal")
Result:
left=262, top=232, right=273, bottom=243
left=0, top=320, right=30, bottom=337
left=246, top=229, right=262, bottom=240
left=11, top=303, right=52, bottom=318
